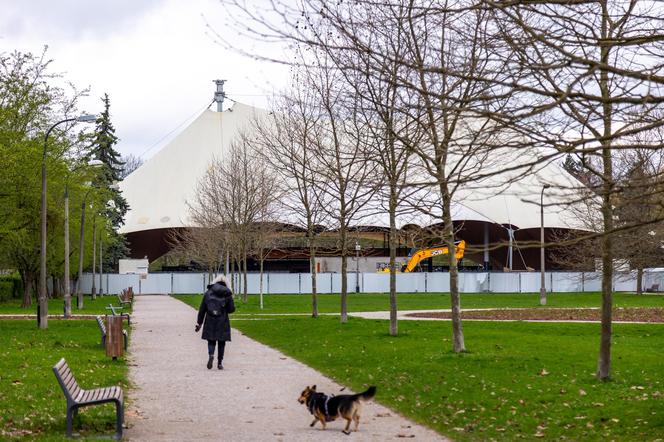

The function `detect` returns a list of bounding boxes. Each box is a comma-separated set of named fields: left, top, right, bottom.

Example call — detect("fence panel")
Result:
left=265, top=273, right=298, bottom=294
left=172, top=273, right=205, bottom=294
left=78, top=270, right=651, bottom=295
left=489, top=273, right=520, bottom=293
left=519, top=273, right=546, bottom=293
left=614, top=272, right=637, bottom=292
left=362, top=273, right=390, bottom=293
left=330, top=273, right=344, bottom=293
left=644, top=271, right=664, bottom=291
left=425, top=273, right=450, bottom=293
left=107, top=274, right=140, bottom=295
left=395, top=273, right=422, bottom=293
left=580, top=273, right=601, bottom=291
left=552, top=272, right=583, bottom=292
left=313, top=273, right=333, bottom=294
left=244, top=273, right=264, bottom=294
left=457, top=273, right=487, bottom=293
left=138, top=273, right=171, bottom=294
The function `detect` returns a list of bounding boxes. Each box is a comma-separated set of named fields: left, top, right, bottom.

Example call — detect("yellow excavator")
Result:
left=379, top=240, right=466, bottom=272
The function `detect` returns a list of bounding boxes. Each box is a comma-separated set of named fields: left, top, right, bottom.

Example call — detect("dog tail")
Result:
left=357, top=386, right=376, bottom=401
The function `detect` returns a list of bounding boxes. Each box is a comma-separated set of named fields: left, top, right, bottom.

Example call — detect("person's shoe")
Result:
left=207, top=356, right=214, bottom=370
left=217, top=360, right=223, bottom=370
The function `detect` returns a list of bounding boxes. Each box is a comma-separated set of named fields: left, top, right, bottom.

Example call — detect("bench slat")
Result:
left=76, top=390, right=88, bottom=403
left=54, top=358, right=67, bottom=371
left=94, top=388, right=105, bottom=401
left=62, top=372, right=77, bottom=389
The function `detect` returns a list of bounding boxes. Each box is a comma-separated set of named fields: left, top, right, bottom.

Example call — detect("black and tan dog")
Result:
left=298, top=385, right=377, bottom=434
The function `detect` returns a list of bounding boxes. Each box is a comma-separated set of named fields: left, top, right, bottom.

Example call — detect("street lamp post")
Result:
left=91, top=212, right=97, bottom=299
left=355, top=241, right=361, bottom=293
left=76, top=191, right=93, bottom=309
left=99, top=230, right=104, bottom=296
left=540, top=184, right=551, bottom=306
left=39, top=114, right=96, bottom=329
left=63, top=162, right=102, bottom=318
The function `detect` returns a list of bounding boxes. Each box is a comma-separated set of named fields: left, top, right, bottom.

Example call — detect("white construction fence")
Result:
left=79, top=271, right=664, bottom=295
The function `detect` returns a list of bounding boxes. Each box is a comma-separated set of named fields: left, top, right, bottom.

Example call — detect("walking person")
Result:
left=195, top=275, right=235, bottom=369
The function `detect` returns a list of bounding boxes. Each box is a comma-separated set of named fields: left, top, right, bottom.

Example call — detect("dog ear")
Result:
left=311, top=385, right=316, bottom=391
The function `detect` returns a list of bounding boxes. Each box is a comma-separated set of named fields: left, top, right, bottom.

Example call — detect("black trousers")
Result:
left=207, top=340, right=226, bottom=359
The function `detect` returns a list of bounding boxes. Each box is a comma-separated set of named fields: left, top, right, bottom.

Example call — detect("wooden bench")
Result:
left=106, top=304, right=131, bottom=325
left=117, top=293, right=132, bottom=307
left=96, top=316, right=128, bottom=351
left=646, top=283, right=660, bottom=292
left=52, top=358, right=124, bottom=439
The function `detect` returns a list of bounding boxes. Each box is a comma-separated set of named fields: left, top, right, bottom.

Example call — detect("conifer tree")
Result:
left=89, top=93, right=129, bottom=269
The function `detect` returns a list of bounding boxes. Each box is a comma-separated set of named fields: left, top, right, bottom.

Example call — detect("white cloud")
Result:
left=0, top=0, right=290, bottom=159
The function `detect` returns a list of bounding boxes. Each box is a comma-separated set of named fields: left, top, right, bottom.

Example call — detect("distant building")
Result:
left=120, top=95, right=588, bottom=271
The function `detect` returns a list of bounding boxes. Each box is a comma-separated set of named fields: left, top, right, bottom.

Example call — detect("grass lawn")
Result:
left=174, top=292, right=664, bottom=315
left=0, top=320, right=128, bottom=440
left=230, top=315, right=664, bottom=441
left=173, top=293, right=664, bottom=440
left=0, top=296, right=132, bottom=316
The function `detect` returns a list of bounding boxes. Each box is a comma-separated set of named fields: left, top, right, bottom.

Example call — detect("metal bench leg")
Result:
left=101, top=335, right=106, bottom=349
left=66, top=406, right=75, bottom=437
left=114, top=400, right=124, bottom=440
left=123, top=335, right=128, bottom=351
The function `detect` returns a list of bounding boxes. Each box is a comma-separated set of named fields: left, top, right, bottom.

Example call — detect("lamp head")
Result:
left=543, top=184, right=551, bottom=189
left=76, top=114, right=97, bottom=123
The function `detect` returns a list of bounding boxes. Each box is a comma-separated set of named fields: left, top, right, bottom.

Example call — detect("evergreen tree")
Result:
left=91, top=94, right=123, bottom=184
left=89, top=93, right=130, bottom=269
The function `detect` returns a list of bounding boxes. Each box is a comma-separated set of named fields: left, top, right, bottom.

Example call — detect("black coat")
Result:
left=197, top=282, right=235, bottom=341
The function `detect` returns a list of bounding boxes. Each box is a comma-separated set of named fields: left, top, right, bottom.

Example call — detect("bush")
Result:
left=0, top=274, right=22, bottom=301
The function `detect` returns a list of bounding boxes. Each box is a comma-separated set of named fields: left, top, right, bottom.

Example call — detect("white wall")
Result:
left=77, top=271, right=661, bottom=295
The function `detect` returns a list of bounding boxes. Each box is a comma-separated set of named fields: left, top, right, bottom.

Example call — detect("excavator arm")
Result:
left=402, top=240, right=466, bottom=272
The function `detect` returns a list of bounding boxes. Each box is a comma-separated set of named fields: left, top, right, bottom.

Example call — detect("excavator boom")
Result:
left=402, top=240, right=466, bottom=272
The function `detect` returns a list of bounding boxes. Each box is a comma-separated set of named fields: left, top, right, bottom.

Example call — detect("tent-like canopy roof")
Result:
left=120, top=102, right=586, bottom=235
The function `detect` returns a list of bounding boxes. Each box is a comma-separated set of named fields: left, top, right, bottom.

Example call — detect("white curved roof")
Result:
left=119, top=103, right=267, bottom=233
left=120, top=103, right=585, bottom=234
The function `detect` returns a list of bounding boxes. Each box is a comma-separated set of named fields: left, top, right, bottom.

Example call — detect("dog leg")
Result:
left=353, top=410, right=360, bottom=431
left=310, top=418, right=318, bottom=427
left=342, top=418, right=352, bottom=435
left=316, top=412, right=327, bottom=430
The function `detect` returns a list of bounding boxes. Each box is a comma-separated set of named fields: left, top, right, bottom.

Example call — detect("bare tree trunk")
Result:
left=636, top=267, right=643, bottom=295
left=309, top=230, right=318, bottom=318
left=242, top=255, right=248, bottom=303
left=230, top=258, right=236, bottom=293
left=597, top=5, right=613, bottom=381
left=388, top=189, right=398, bottom=336
left=259, top=256, right=264, bottom=310
left=310, top=255, right=318, bottom=318
left=443, top=193, right=465, bottom=353
left=20, top=271, right=32, bottom=308
left=340, top=229, right=348, bottom=323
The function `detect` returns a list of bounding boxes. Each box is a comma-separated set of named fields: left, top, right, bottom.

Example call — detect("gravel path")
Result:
left=126, top=295, right=447, bottom=441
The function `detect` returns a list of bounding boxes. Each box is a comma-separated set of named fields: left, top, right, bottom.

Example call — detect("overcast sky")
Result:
left=0, top=0, right=290, bottom=160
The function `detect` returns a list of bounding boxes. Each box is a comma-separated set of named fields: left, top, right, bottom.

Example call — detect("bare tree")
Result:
left=189, top=131, right=280, bottom=302
left=319, top=4, right=424, bottom=336
left=304, top=55, right=380, bottom=323
left=252, top=81, right=329, bottom=317
left=167, top=227, right=225, bottom=278
left=119, top=154, right=144, bottom=179
left=492, top=0, right=664, bottom=379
